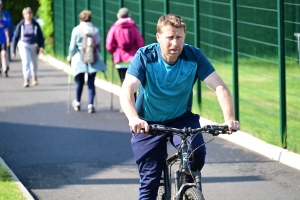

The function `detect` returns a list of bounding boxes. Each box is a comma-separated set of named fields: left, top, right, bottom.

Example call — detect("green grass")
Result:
left=0, top=164, right=26, bottom=200
left=96, top=54, right=122, bottom=86
left=192, top=57, right=300, bottom=153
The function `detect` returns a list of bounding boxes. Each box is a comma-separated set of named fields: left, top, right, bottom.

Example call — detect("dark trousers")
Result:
left=117, top=68, right=136, bottom=99
left=74, top=72, right=96, bottom=105
left=117, top=68, right=127, bottom=84
left=131, top=112, right=206, bottom=200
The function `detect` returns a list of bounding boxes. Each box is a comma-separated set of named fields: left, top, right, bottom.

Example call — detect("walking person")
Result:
left=120, top=14, right=240, bottom=199
left=0, top=5, right=10, bottom=78
left=67, top=10, right=106, bottom=114
left=106, top=7, right=144, bottom=111
left=12, top=7, right=44, bottom=87
left=0, top=0, right=13, bottom=77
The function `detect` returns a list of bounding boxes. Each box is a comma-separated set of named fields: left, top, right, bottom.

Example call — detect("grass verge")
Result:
left=0, top=164, right=26, bottom=200
left=193, top=57, right=300, bottom=153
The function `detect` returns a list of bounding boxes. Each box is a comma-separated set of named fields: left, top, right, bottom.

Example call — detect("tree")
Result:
left=37, top=0, right=53, bottom=54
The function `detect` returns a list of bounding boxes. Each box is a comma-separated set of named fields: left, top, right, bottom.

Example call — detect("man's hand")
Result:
left=129, top=117, right=149, bottom=134
left=223, top=120, right=239, bottom=134
left=12, top=53, right=16, bottom=58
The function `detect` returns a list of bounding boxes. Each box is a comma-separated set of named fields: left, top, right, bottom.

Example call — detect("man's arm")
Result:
left=120, top=74, right=149, bottom=133
left=203, top=71, right=239, bottom=132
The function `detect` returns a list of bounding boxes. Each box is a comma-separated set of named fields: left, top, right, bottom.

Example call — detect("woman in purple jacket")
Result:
left=106, top=7, right=144, bottom=85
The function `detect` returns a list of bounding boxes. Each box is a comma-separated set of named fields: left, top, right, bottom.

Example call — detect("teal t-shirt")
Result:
left=127, top=43, right=215, bottom=122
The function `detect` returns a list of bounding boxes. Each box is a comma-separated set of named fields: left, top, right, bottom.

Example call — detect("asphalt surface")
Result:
left=0, top=57, right=300, bottom=200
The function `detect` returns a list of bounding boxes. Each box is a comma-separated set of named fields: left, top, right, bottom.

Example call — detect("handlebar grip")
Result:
left=148, top=125, right=167, bottom=135
left=219, top=125, right=238, bottom=133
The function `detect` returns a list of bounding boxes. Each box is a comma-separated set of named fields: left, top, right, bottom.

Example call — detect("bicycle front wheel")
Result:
left=156, top=185, right=165, bottom=200
left=183, top=187, right=205, bottom=200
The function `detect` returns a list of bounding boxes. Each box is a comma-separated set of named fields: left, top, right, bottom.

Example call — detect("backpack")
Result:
left=115, top=26, right=134, bottom=51
left=80, top=26, right=97, bottom=64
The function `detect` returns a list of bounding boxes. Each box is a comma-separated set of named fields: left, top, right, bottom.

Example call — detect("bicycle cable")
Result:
left=173, top=131, right=216, bottom=183
left=187, top=136, right=216, bottom=183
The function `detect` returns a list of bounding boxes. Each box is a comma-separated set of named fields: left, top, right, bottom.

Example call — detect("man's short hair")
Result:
left=117, top=7, right=130, bottom=18
left=157, top=14, right=186, bottom=33
left=79, top=10, right=92, bottom=22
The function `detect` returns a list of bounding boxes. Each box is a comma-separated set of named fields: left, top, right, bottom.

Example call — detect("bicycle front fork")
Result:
left=173, top=170, right=202, bottom=198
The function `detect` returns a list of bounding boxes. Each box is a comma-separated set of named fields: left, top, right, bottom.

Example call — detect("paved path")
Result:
left=0, top=56, right=300, bottom=200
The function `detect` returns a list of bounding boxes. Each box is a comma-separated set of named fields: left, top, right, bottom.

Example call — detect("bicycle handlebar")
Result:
left=148, top=124, right=234, bottom=136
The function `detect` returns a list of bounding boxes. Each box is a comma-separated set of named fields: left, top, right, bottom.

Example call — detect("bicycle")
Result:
left=147, top=124, right=233, bottom=200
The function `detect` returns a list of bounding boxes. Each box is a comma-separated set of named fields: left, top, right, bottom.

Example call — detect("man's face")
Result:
left=156, top=25, right=185, bottom=63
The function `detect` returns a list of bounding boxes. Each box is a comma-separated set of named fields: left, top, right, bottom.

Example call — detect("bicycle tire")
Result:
left=183, top=187, right=205, bottom=200
left=156, top=185, right=165, bottom=200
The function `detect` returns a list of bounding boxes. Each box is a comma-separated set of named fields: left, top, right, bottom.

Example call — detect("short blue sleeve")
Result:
left=196, top=48, right=215, bottom=81
left=126, top=49, right=147, bottom=83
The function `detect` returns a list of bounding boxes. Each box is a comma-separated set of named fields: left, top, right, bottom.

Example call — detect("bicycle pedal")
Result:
left=166, top=153, right=179, bottom=165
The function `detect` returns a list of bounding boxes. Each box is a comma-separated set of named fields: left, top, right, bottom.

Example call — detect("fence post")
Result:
left=277, top=0, right=287, bottom=148
left=119, top=0, right=123, bottom=8
left=295, top=6, right=300, bottom=64
left=231, top=0, right=239, bottom=121
left=164, top=0, right=169, bottom=14
left=139, top=0, right=144, bottom=37
left=194, top=0, right=202, bottom=108
left=100, top=0, right=106, bottom=64
left=59, top=0, right=66, bottom=57
left=73, top=0, right=77, bottom=25
left=86, top=0, right=90, bottom=10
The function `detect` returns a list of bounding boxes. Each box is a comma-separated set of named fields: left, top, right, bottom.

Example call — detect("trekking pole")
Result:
left=110, top=57, right=114, bottom=111
left=67, top=61, right=72, bottom=114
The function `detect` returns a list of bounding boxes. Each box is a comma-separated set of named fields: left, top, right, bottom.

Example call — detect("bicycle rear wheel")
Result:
left=183, top=187, right=205, bottom=200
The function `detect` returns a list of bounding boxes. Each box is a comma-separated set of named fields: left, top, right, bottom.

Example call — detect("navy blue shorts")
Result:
left=0, top=43, right=7, bottom=52
left=131, top=111, right=206, bottom=200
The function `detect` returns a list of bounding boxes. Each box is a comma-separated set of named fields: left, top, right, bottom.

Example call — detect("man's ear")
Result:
left=156, top=33, right=160, bottom=43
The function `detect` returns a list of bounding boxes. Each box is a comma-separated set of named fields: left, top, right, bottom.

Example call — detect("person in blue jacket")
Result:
left=12, top=7, right=44, bottom=88
left=0, top=6, right=9, bottom=77
left=0, top=0, right=13, bottom=76
left=67, top=10, right=106, bottom=114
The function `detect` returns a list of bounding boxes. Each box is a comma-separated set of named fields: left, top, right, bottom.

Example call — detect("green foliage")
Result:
left=37, top=0, right=54, bottom=54
left=2, top=0, right=39, bottom=25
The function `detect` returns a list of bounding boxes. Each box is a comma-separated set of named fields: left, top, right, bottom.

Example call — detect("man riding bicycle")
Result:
left=120, top=14, right=240, bottom=200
